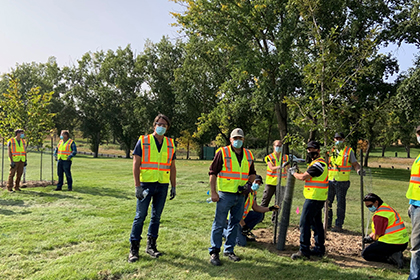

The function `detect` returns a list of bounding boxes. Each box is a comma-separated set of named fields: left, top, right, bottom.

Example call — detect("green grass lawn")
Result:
left=0, top=154, right=416, bottom=279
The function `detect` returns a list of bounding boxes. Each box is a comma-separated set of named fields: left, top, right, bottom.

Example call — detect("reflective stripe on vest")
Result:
left=139, top=134, right=175, bottom=184
left=328, top=146, right=352, bottom=181
left=407, top=154, right=420, bottom=200
left=217, top=146, right=254, bottom=193
left=9, top=138, right=26, bottom=162
left=265, top=153, right=289, bottom=185
left=372, top=203, right=409, bottom=244
left=304, top=157, right=328, bottom=201
left=57, top=139, right=74, bottom=161
left=243, top=191, right=255, bottom=219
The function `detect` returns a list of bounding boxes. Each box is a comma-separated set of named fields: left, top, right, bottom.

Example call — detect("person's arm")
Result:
left=210, top=174, right=219, bottom=202
left=371, top=215, right=388, bottom=240
left=133, top=155, right=142, bottom=187
left=170, top=159, right=176, bottom=187
left=294, top=171, right=312, bottom=181
left=252, top=202, right=270, bottom=213
left=8, top=142, right=12, bottom=162
left=352, top=161, right=361, bottom=173
left=350, top=150, right=361, bottom=172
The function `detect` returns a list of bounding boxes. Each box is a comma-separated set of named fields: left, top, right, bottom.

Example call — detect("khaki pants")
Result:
left=7, top=161, right=25, bottom=190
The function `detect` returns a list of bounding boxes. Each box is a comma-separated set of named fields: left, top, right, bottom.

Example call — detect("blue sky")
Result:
left=0, top=0, right=418, bottom=80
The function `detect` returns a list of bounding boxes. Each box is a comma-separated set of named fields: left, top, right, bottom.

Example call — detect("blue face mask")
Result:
left=251, top=183, right=260, bottom=191
left=368, top=205, right=377, bottom=212
left=232, top=140, right=243, bottom=149
left=335, top=140, right=343, bottom=146
left=60, top=135, right=64, bottom=139
left=20, top=133, right=24, bottom=138
left=155, top=126, right=166, bottom=136
left=275, top=146, right=281, bottom=153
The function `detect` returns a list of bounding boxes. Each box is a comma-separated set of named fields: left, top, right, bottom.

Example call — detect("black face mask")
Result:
left=306, top=151, right=319, bottom=162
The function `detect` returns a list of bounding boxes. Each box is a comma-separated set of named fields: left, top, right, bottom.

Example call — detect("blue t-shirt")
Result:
left=133, top=135, right=176, bottom=187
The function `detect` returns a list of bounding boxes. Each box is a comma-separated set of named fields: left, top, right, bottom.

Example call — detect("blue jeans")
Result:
left=299, top=199, right=325, bottom=255
left=223, top=211, right=263, bottom=247
left=57, top=160, right=73, bottom=190
left=409, top=205, right=420, bottom=280
left=209, top=191, right=245, bottom=254
left=327, top=180, right=350, bottom=227
left=130, top=184, right=168, bottom=241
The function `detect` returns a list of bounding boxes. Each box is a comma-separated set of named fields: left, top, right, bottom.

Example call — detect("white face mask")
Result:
left=417, top=135, right=420, bottom=144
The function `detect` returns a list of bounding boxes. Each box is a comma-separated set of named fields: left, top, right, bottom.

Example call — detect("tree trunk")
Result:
left=187, top=140, right=190, bottom=160
left=274, top=100, right=288, bottom=154
left=406, top=145, right=411, bottom=158
left=381, top=145, right=386, bottom=157
left=364, top=140, right=371, bottom=167
left=125, top=148, right=131, bottom=159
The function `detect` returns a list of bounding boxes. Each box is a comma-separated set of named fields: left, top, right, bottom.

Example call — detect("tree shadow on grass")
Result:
left=370, top=167, right=411, bottom=183
left=72, top=185, right=131, bottom=200
left=0, top=209, right=16, bottom=215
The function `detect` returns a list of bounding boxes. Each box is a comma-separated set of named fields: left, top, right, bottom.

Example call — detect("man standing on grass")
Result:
left=291, top=140, right=328, bottom=260
left=328, top=132, right=363, bottom=232
left=7, top=129, right=27, bottom=192
left=406, top=125, right=420, bottom=279
left=128, top=114, right=176, bottom=263
left=208, top=128, right=256, bottom=266
left=54, top=130, right=77, bottom=191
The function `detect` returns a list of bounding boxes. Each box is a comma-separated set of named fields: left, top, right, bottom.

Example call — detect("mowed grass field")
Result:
left=0, top=151, right=416, bottom=279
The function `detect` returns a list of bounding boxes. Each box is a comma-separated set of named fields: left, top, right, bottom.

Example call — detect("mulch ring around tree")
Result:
left=1, top=180, right=57, bottom=189
left=252, top=226, right=410, bottom=271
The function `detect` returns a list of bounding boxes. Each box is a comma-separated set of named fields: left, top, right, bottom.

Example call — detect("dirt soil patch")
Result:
left=1, top=180, right=56, bottom=189
left=252, top=226, right=406, bottom=270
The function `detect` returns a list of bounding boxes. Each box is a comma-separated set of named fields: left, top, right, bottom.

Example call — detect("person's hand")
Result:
left=363, top=236, right=374, bottom=244
left=269, top=205, right=280, bottom=211
left=67, top=156, right=71, bottom=161
left=170, top=186, right=176, bottom=200
left=135, top=186, right=147, bottom=200
left=289, top=166, right=298, bottom=175
left=10, top=162, right=16, bottom=168
left=281, top=162, right=289, bottom=169
left=409, top=205, right=412, bottom=219
left=211, top=191, right=219, bottom=202
left=24, top=161, right=27, bottom=167
left=241, top=224, right=250, bottom=236
left=357, top=169, right=366, bottom=176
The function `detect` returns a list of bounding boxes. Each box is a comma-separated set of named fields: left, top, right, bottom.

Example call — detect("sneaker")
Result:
left=246, top=232, right=256, bottom=242
left=210, top=253, right=222, bottom=266
left=14, top=188, right=21, bottom=191
left=224, top=252, right=241, bottom=262
left=310, top=249, right=325, bottom=257
left=331, top=226, right=343, bottom=232
left=7, top=190, right=15, bottom=193
left=291, top=251, right=310, bottom=260
left=388, top=251, right=404, bottom=269
left=54, top=188, right=62, bottom=191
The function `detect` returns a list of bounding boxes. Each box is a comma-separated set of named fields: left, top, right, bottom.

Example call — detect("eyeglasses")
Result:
left=155, top=122, right=168, bottom=128
left=365, top=204, right=373, bottom=208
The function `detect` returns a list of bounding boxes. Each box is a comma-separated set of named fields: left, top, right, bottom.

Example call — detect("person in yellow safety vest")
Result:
left=407, top=125, right=420, bottom=279
left=261, top=140, right=289, bottom=223
left=7, top=129, right=27, bottom=192
left=208, top=128, right=256, bottom=266
left=53, top=130, right=77, bottom=191
left=128, top=114, right=177, bottom=263
left=327, top=132, right=363, bottom=232
left=362, top=193, right=408, bottom=268
left=290, top=140, right=328, bottom=260
left=222, top=175, right=279, bottom=247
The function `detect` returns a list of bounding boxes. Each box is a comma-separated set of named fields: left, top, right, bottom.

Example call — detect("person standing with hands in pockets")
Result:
left=128, top=114, right=176, bottom=263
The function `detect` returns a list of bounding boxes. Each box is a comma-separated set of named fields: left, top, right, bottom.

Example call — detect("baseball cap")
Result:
left=307, top=140, right=320, bottom=149
left=255, top=174, right=263, bottom=184
left=416, top=125, right=420, bottom=133
left=230, top=128, right=244, bottom=138
left=334, top=132, right=345, bottom=139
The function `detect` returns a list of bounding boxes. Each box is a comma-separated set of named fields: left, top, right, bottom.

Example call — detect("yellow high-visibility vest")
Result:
left=328, top=147, right=353, bottom=181
left=265, top=153, right=289, bottom=185
left=139, top=134, right=175, bottom=184
left=372, top=203, right=409, bottom=244
left=217, top=146, right=254, bottom=193
left=407, top=154, right=420, bottom=200
left=8, top=138, right=26, bottom=162
left=57, top=139, right=74, bottom=161
left=304, top=157, right=328, bottom=201
left=243, top=191, right=256, bottom=219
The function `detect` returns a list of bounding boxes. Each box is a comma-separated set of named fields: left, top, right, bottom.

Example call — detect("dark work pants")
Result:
left=327, top=180, right=350, bottom=228
left=57, top=160, right=73, bottom=190
left=300, top=199, right=325, bottom=255
left=362, top=241, right=407, bottom=263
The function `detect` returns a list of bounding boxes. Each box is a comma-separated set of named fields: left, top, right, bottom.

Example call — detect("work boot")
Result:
left=331, top=226, right=343, bottom=233
left=128, top=240, right=140, bottom=263
left=291, top=251, right=310, bottom=260
left=145, top=236, right=162, bottom=258
left=388, top=251, right=404, bottom=269
left=223, top=252, right=241, bottom=262
left=210, top=252, right=222, bottom=266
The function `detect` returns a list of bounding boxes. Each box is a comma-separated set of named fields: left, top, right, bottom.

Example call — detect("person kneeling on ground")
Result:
left=222, top=175, right=279, bottom=247
left=362, top=193, right=409, bottom=269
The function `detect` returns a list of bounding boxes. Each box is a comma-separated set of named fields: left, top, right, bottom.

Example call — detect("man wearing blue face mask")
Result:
left=53, top=130, right=77, bottom=191
left=7, top=129, right=27, bottom=192
left=362, top=193, right=408, bottom=268
left=328, top=132, right=362, bottom=232
left=208, top=128, right=256, bottom=266
left=128, top=114, right=177, bottom=263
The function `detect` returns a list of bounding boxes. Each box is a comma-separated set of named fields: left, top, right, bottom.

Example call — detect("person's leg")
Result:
left=311, top=200, right=326, bottom=255
left=209, top=192, right=235, bottom=254
left=130, top=186, right=153, bottom=242
left=409, top=205, right=420, bottom=280
left=14, top=161, right=25, bottom=190
left=299, top=199, right=315, bottom=256
left=244, top=211, right=264, bottom=230
left=224, top=194, right=245, bottom=254
left=7, top=164, right=17, bottom=191
left=334, top=181, right=350, bottom=228
left=63, top=161, right=73, bottom=190
left=362, top=241, right=406, bottom=263
left=260, top=184, right=276, bottom=207
left=56, top=160, right=64, bottom=190
left=147, top=185, right=168, bottom=238
left=327, top=181, right=336, bottom=228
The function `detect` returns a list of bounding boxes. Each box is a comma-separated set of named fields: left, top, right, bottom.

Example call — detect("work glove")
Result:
left=289, top=166, right=298, bottom=175
left=408, top=205, right=412, bottom=219
left=67, top=156, right=71, bottom=161
left=170, top=186, right=176, bottom=200
left=357, top=169, right=366, bottom=176
left=135, top=186, right=148, bottom=200
left=24, top=161, right=27, bottom=167
left=269, top=205, right=280, bottom=211
left=241, top=224, right=250, bottom=236
left=363, top=236, right=374, bottom=244
left=10, top=162, right=16, bottom=168
left=281, top=162, right=290, bottom=169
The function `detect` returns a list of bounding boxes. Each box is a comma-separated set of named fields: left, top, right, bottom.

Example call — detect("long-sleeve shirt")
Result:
left=53, top=141, right=77, bottom=159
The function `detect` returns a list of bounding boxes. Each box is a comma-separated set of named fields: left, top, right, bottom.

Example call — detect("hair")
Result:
left=61, top=130, right=70, bottom=138
left=153, top=114, right=171, bottom=129
left=15, top=129, right=24, bottom=136
left=272, top=140, right=282, bottom=146
left=363, top=193, right=383, bottom=206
